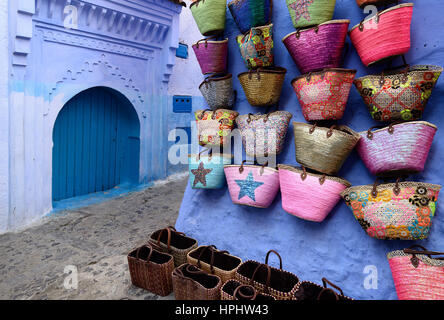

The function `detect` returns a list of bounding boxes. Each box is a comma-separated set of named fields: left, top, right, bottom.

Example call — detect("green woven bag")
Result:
left=285, top=0, right=336, bottom=28
left=190, top=0, right=227, bottom=36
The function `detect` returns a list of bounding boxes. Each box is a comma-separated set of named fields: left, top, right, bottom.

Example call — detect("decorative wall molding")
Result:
left=12, top=0, right=36, bottom=66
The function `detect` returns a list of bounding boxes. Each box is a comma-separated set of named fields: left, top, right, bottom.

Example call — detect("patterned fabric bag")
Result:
left=237, top=24, right=274, bottom=69
left=294, top=278, right=353, bottom=301
left=195, top=109, right=239, bottom=147
left=221, top=280, right=275, bottom=300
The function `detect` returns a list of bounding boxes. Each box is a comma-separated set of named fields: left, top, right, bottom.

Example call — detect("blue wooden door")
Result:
left=52, top=87, right=140, bottom=202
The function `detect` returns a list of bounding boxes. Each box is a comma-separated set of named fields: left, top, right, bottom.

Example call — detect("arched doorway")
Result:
left=52, top=87, right=140, bottom=202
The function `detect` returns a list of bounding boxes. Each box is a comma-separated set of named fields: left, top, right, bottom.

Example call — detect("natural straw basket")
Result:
left=278, top=165, right=351, bottom=222
left=285, top=0, right=336, bottom=29
left=238, top=67, right=286, bottom=107
left=356, top=121, right=437, bottom=177
left=199, top=74, right=236, bottom=111
left=282, top=20, right=349, bottom=75
left=221, top=280, right=276, bottom=301
left=190, top=0, right=227, bottom=36
left=237, top=24, right=274, bottom=69
left=192, top=38, right=228, bottom=75
left=188, top=152, right=232, bottom=189
left=228, top=0, right=273, bottom=34
left=291, top=68, right=356, bottom=121
left=349, top=3, right=414, bottom=67
left=341, top=180, right=442, bottom=240
left=294, top=278, right=353, bottom=301
left=293, top=122, right=360, bottom=175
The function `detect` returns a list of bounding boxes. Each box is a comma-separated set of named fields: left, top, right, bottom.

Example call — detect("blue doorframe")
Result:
left=52, top=87, right=140, bottom=202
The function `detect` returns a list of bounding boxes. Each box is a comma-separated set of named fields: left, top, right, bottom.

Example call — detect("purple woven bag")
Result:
left=282, top=20, right=349, bottom=74
left=192, top=38, right=228, bottom=75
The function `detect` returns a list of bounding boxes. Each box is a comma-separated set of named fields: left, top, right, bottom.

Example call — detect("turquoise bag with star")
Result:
left=188, top=151, right=232, bottom=189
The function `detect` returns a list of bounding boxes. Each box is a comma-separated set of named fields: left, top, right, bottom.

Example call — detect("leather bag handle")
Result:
left=233, top=285, right=258, bottom=300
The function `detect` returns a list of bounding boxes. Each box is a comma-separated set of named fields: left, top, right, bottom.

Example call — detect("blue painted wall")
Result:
left=176, top=0, right=444, bottom=300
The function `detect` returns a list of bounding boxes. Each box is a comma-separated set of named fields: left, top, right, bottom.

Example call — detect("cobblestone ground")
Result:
left=0, top=176, right=188, bottom=300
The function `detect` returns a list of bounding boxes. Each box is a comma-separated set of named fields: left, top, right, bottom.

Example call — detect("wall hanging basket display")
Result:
left=190, top=0, right=227, bottom=36
left=357, top=121, right=437, bottom=177
left=278, top=165, right=351, bottom=222
left=228, top=0, right=273, bottom=34
left=172, top=263, right=222, bottom=300
left=221, top=280, right=276, bottom=300
left=237, top=24, right=274, bottom=69
left=148, top=226, right=198, bottom=267
left=293, top=122, right=361, bottom=175
left=235, top=250, right=300, bottom=300
left=341, top=180, right=441, bottom=240
left=349, top=3, right=414, bottom=67
left=354, top=64, right=443, bottom=122
left=224, top=161, right=280, bottom=208
left=285, top=0, right=336, bottom=29
left=294, top=278, right=353, bottom=301
left=387, top=245, right=444, bottom=300
left=236, top=111, right=293, bottom=157
left=195, top=109, right=239, bottom=147
left=127, top=244, right=174, bottom=296
left=238, top=67, right=286, bottom=107
left=291, top=69, right=357, bottom=121
left=192, top=38, right=228, bottom=75
left=282, top=20, right=349, bottom=75
left=199, top=74, right=236, bottom=111
left=356, top=0, right=399, bottom=8
left=187, top=245, right=242, bottom=283
left=188, top=152, right=232, bottom=189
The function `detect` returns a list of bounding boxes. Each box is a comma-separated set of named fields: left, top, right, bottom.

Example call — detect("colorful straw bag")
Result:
left=237, top=24, right=274, bottom=69
left=341, top=180, right=442, bottom=240
left=236, top=111, right=293, bottom=157
left=238, top=67, right=286, bottom=107
left=195, top=109, right=239, bottom=147
left=356, top=121, right=437, bottom=177
left=148, top=226, right=198, bottom=267
left=282, top=20, right=349, bottom=75
left=235, top=250, right=300, bottom=300
left=221, top=280, right=276, bottom=300
left=291, top=69, right=356, bottom=121
left=388, top=245, right=444, bottom=300
left=293, top=122, right=361, bottom=175
left=278, top=165, right=351, bottom=222
left=192, top=38, right=228, bottom=75
left=190, top=0, right=227, bottom=36
left=286, top=0, right=336, bottom=29
left=224, top=161, right=280, bottom=208
left=349, top=3, right=414, bottom=67
left=199, top=74, right=236, bottom=111
left=356, top=0, right=399, bottom=8
left=354, top=64, right=443, bottom=122
left=294, top=278, right=353, bottom=301
left=228, top=0, right=273, bottom=34
left=187, top=245, right=242, bottom=283
left=188, top=151, right=232, bottom=189
left=172, top=263, right=222, bottom=300
left=127, top=244, right=174, bottom=296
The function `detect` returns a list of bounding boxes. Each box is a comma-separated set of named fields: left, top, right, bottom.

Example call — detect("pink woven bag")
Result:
left=192, top=38, right=228, bottom=75
left=349, top=3, right=413, bottom=67
left=278, top=165, right=351, bottom=222
left=224, top=161, right=279, bottom=208
left=357, top=121, right=437, bottom=177
left=388, top=245, right=444, bottom=300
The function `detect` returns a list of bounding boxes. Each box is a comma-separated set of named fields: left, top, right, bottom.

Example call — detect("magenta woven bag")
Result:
left=388, top=245, right=444, bottom=300
left=192, top=38, right=228, bottom=75
left=282, top=20, right=349, bottom=74
left=357, top=121, right=437, bottom=177
left=224, top=162, right=279, bottom=208
left=278, top=165, right=351, bottom=222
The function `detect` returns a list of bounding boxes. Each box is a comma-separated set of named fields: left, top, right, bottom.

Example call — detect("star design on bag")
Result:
left=235, top=171, right=264, bottom=202
left=191, top=162, right=212, bottom=187
left=289, top=0, right=315, bottom=23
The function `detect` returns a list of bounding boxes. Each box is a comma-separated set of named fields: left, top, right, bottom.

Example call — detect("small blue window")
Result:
left=173, top=95, right=192, bottom=113
left=176, top=43, right=188, bottom=59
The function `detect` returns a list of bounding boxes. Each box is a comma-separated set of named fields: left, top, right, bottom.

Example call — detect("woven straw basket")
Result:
left=282, top=20, right=349, bottom=75
left=349, top=3, right=414, bottom=67
left=190, top=0, right=227, bottom=36
left=228, top=0, right=273, bottom=34
left=294, top=278, right=353, bottom=301
left=286, top=0, right=336, bottom=29
left=293, top=122, right=361, bottom=175
left=236, top=111, right=293, bottom=157
left=221, top=280, right=276, bottom=301
left=278, top=165, right=351, bottom=222
left=357, top=121, right=437, bottom=177
left=199, top=74, right=236, bottom=111
left=224, top=162, right=280, bottom=208
left=187, top=245, right=242, bottom=283
left=192, top=38, right=228, bottom=75
left=388, top=246, right=444, bottom=300
left=356, top=0, right=399, bottom=8
left=238, top=67, right=286, bottom=107
left=354, top=65, right=443, bottom=122
left=237, top=24, right=274, bottom=69
left=195, top=109, right=239, bottom=147
left=341, top=181, right=442, bottom=240
left=291, top=69, right=356, bottom=121
left=188, top=153, right=232, bottom=189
